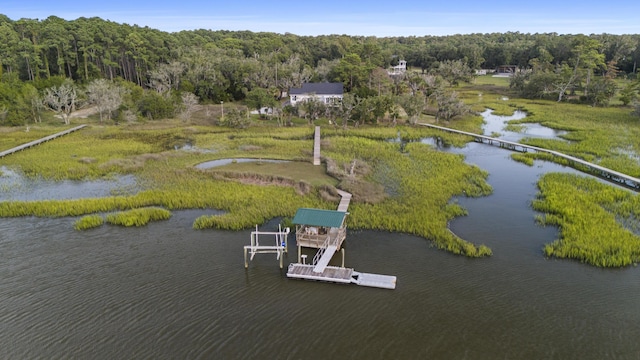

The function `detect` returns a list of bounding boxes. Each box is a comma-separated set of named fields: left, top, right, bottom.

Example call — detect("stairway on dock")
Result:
left=312, top=245, right=337, bottom=273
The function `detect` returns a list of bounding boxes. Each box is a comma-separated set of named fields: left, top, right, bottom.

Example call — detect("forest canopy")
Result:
left=1, top=14, right=639, bottom=125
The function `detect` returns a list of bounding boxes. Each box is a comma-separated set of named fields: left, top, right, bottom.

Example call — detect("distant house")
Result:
left=289, top=83, right=343, bottom=106
left=387, top=60, right=407, bottom=75
left=495, top=65, right=518, bottom=76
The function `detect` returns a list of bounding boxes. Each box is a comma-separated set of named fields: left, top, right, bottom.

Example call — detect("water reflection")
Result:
left=481, top=109, right=567, bottom=142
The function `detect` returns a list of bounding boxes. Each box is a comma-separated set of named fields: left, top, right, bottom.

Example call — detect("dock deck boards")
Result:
left=287, top=264, right=397, bottom=289
left=287, top=263, right=353, bottom=283
left=313, top=126, right=321, bottom=165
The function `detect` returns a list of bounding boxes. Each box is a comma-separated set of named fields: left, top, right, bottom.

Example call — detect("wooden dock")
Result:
left=313, top=126, right=321, bottom=165
left=262, top=127, right=396, bottom=289
left=336, top=190, right=351, bottom=212
left=419, top=123, right=640, bottom=191
left=287, top=263, right=353, bottom=284
left=287, top=264, right=397, bottom=289
left=0, top=125, right=88, bottom=159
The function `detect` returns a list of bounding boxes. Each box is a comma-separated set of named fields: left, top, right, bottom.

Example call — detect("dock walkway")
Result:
left=287, top=264, right=397, bottom=289
left=0, top=125, right=88, bottom=159
left=285, top=128, right=396, bottom=289
left=419, top=122, right=640, bottom=191
left=336, top=190, right=351, bottom=212
left=313, top=126, right=321, bottom=165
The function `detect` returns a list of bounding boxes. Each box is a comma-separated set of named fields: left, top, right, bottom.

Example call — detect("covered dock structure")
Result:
left=291, top=208, right=347, bottom=272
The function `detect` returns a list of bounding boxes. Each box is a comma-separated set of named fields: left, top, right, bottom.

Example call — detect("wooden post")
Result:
left=341, top=248, right=345, bottom=267
left=244, top=247, right=248, bottom=268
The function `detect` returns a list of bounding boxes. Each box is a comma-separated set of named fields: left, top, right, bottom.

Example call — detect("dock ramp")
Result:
left=312, top=245, right=337, bottom=273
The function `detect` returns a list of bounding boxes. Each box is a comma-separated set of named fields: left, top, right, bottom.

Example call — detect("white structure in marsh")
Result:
left=388, top=60, right=407, bottom=75
left=289, top=83, right=343, bottom=106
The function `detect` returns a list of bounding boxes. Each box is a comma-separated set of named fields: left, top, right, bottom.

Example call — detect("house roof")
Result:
left=292, top=208, right=347, bottom=228
left=290, top=83, right=343, bottom=96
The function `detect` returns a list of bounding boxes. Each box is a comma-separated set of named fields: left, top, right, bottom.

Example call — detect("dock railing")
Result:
left=296, top=227, right=345, bottom=249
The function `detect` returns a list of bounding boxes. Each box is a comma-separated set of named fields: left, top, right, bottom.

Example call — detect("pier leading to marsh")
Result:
left=419, top=122, right=640, bottom=191
left=0, top=125, right=88, bottom=159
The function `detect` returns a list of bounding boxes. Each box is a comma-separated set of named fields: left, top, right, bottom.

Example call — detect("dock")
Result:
left=245, top=125, right=397, bottom=289
left=419, top=122, right=640, bottom=191
left=0, top=125, right=88, bottom=158
left=313, top=126, right=321, bottom=165
left=336, top=189, right=351, bottom=212
left=287, top=264, right=397, bottom=289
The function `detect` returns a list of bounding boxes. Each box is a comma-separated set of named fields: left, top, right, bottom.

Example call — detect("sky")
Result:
left=2, top=0, right=639, bottom=37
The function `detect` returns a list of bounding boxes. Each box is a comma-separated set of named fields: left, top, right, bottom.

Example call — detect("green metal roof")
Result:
left=292, top=208, right=347, bottom=228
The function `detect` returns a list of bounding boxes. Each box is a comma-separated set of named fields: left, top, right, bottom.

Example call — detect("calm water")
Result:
left=0, top=167, right=138, bottom=202
left=1, top=114, right=640, bottom=359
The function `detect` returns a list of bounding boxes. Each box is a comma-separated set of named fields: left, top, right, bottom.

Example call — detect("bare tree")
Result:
left=43, top=81, right=77, bottom=125
left=148, top=61, right=186, bottom=95
left=179, top=92, right=199, bottom=122
left=29, top=95, right=44, bottom=123
left=435, top=90, right=470, bottom=122
left=86, top=79, right=126, bottom=122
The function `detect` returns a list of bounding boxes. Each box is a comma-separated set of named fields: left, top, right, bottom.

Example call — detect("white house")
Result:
left=289, top=83, right=344, bottom=106
left=387, top=60, right=407, bottom=75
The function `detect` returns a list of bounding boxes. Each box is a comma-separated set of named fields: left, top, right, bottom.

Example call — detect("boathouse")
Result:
left=292, top=208, right=347, bottom=269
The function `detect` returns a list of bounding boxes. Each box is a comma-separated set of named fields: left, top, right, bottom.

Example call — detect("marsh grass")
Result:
left=106, top=207, right=171, bottom=227
left=0, top=121, right=495, bottom=257
left=74, top=214, right=105, bottom=230
left=533, top=173, right=640, bottom=267
left=206, top=161, right=338, bottom=187
left=511, top=153, right=535, bottom=166
left=321, top=134, right=493, bottom=257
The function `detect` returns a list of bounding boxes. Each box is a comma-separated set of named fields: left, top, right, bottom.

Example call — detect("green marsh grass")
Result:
left=106, top=207, right=172, bottom=227
left=0, top=122, right=494, bottom=257
left=74, top=214, right=104, bottom=230
left=533, top=173, right=640, bottom=267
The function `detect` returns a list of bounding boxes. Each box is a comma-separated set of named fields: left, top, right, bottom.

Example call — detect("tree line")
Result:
left=0, top=14, right=639, bottom=126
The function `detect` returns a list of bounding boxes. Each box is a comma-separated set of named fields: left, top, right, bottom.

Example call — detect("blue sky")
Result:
left=2, top=0, right=639, bottom=36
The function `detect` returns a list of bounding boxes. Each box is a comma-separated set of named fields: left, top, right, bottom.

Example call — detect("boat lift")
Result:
left=243, top=225, right=290, bottom=269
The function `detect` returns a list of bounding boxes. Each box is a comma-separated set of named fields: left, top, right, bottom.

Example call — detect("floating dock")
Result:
left=287, top=263, right=397, bottom=290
